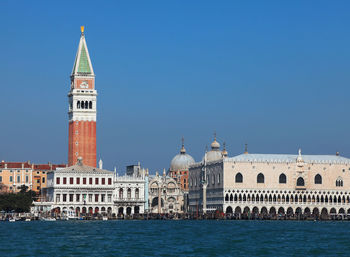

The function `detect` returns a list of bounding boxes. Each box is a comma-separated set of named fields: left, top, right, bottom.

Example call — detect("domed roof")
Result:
left=211, top=138, right=220, bottom=150
left=205, top=151, right=223, bottom=162
left=202, top=134, right=224, bottom=162
left=170, top=139, right=195, bottom=172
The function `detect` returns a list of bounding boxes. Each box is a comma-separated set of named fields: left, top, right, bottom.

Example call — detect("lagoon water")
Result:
left=1, top=220, right=349, bottom=256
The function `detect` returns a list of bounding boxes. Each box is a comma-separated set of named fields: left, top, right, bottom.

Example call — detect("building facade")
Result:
left=68, top=26, right=97, bottom=167
left=0, top=161, right=66, bottom=193
left=114, top=165, right=147, bottom=216
left=189, top=148, right=350, bottom=218
left=148, top=170, right=184, bottom=214
left=35, top=159, right=148, bottom=216
left=39, top=158, right=115, bottom=215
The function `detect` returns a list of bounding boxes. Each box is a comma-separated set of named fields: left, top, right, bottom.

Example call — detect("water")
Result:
left=0, top=220, right=349, bottom=256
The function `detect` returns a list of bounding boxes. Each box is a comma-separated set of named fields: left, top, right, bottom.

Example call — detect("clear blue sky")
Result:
left=2, top=1, right=350, bottom=173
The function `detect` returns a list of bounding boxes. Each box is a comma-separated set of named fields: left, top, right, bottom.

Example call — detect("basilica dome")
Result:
left=203, top=136, right=224, bottom=162
left=170, top=141, right=195, bottom=172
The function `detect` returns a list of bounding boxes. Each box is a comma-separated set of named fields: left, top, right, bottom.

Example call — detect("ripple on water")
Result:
left=1, top=220, right=350, bottom=256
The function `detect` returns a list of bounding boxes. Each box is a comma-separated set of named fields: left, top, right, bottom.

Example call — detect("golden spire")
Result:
left=81, top=26, right=85, bottom=34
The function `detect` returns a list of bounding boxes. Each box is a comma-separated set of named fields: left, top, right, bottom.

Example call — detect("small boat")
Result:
left=25, top=218, right=31, bottom=222
left=9, top=218, right=16, bottom=222
left=102, top=216, right=108, bottom=221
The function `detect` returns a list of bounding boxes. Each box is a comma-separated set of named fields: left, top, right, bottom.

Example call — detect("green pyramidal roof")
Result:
left=72, top=34, right=94, bottom=76
left=77, top=43, right=91, bottom=73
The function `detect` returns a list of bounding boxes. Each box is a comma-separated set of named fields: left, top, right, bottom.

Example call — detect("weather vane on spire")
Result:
left=81, top=26, right=85, bottom=34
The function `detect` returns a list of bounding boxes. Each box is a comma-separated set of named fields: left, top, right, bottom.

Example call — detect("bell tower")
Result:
left=68, top=26, right=97, bottom=167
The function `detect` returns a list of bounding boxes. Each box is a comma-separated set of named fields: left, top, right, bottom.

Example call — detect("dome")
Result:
left=169, top=140, right=195, bottom=172
left=202, top=134, right=223, bottom=162
left=205, top=151, right=223, bottom=162
left=211, top=138, right=220, bottom=150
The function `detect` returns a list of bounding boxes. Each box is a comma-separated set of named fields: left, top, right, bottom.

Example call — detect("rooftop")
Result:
left=226, top=153, right=350, bottom=164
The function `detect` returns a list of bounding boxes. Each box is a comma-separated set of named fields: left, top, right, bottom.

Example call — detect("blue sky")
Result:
left=1, top=1, right=350, bottom=173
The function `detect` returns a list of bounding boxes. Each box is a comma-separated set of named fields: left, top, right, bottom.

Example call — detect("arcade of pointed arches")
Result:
left=224, top=189, right=350, bottom=216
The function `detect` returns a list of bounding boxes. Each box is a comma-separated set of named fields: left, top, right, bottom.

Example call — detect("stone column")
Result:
left=158, top=186, right=161, bottom=214
left=203, top=183, right=207, bottom=214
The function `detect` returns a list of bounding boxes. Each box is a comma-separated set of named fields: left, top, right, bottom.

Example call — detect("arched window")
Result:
left=81, top=101, right=84, bottom=109
left=279, top=173, right=286, bottom=184
left=336, top=177, right=343, bottom=187
left=77, top=101, right=80, bottom=109
left=89, top=101, right=92, bottom=109
left=297, top=177, right=305, bottom=186
left=119, top=188, right=123, bottom=199
left=127, top=188, right=131, bottom=199
left=235, top=173, right=243, bottom=183
left=212, top=174, right=215, bottom=185
left=85, top=101, right=88, bottom=109
left=135, top=188, right=139, bottom=199
left=314, top=174, right=322, bottom=184
left=257, top=173, right=264, bottom=183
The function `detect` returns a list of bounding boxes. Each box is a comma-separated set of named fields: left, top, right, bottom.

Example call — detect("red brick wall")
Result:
left=68, top=121, right=96, bottom=167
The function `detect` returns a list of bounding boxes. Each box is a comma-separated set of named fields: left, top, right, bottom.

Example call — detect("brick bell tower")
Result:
left=68, top=26, right=97, bottom=167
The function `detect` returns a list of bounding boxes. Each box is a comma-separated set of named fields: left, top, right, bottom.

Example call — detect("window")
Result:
left=56, top=194, right=60, bottom=202
left=108, top=194, right=112, bottom=202
left=76, top=194, right=80, bottom=202
left=9, top=176, right=13, bottom=182
left=76, top=177, right=80, bottom=184
left=135, top=189, right=139, bottom=199
left=89, top=178, right=92, bottom=185
left=63, top=194, right=67, bottom=202
left=77, top=101, right=80, bottom=109
left=212, top=174, right=215, bottom=185
left=42, top=177, right=45, bottom=183
left=235, top=173, right=243, bottom=183
left=257, top=173, right=264, bottom=183
left=88, top=194, right=92, bottom=202
left=70, top=177, right=73, bottom=184
left=102, top=178, right=105, bottom=185
left=119, top=189, right=123, bottom=199
left=218, top=174, right=221, bottom=184
left=314, top=174, right=322, bottom=184
left=108, top=178, right=112, bottom=185
left=0, top=176, right=2, bottom=182
left=297, top=177, right=305, bottom=186
left=56, top=177, right=60, bottom=184
left=69, top=194, right=74, bottom=202
left=95, top=194, right=99, bottom=202
left=89, top=101, right=92, bottom=109
left=63, top=177, right=67, bottom=184
left=279, top=173, right=286, bottom=184
left=83, top=178, right=86, bottom=184
left=127, top=188, right=131, bottom=199
left=101, top=194, right=105, bottom=202
left=26, top=176, right=29, bottom=183
left=336, top=177, right=343, bottom=187
left=95, top=178, right=99, bottom=185
left=17, top=176, right=20, bottom=183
